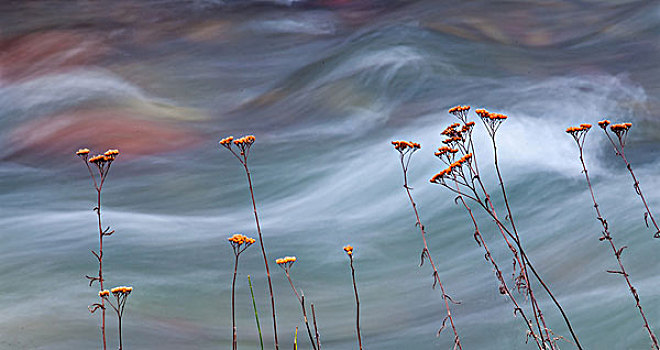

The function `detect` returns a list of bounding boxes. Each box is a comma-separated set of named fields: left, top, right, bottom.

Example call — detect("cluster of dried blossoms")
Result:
left=228, top=233, right=256, bottom=256
left=220, top=135, right=257, bottom=161
left=275, top=256, right=297, bottom=270
left=391, top=140, right=420, bottom=153
left=343, top=245, right=353, bottom=255
left=416, top=105, right=582, bottom=350
left=565, top=123, right=592, bottom=147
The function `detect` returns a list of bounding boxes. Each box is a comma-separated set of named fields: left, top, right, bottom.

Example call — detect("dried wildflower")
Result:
left=228, top=233, right=256, bottom=256
left=448, top=105, right=471, bottom=122
left=276, top=256, right=297, bottom=271
left=391, top=140, right=421, bottom=153
left=220, top=135, right=256, bottom=162
left=598, top=119, right=611, bottom=129
left=566, top=124, right=591, bottom=148
left=111, top=286, right=133, bottom=295
left=343, top=245, right=354, bottom=255
left=76, top=148, right=90, bottom=156
left=219, top=136, right=234, bottom=147
left=99, top=290, right=110, bottom=297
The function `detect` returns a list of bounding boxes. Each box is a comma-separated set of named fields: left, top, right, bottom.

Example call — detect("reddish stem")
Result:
left=399, top=153, right=462, bottom=349
left=576, top=145, right=659, bottom=349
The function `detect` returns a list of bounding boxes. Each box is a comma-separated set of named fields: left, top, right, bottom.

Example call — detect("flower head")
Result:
left=228, top=233, right=256, bottom=256
left=391, top=140, right=421, bottom=154
left=343, top=245, right=354, bottom=255
left=99, top=289, right=110, bottom=297
left=76, top=148, right=90, bottom=156
left=448, top=105, right=471, bottom=122
left=276, top=256, right=297, bottom=271
left=598, top=120, right=610, bottom=129
left=566, top=124, right=591, bottom=147
left=111, top=286, right=133, bottom=295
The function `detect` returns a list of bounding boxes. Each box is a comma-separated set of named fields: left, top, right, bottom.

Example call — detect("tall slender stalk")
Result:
left=77, top=148, right=120, bottom=350
left=392, top=141, right=462, bottom=349
left=311, top=304, right=321, bottom=350
left=343, top=246, right=363, bottom=350
left=228, top=234, right=256, bottom=350
left=598, top=120, right=660, bottom=239
left=568, top=124, right=659, bottom=349
left=276, top=257, right=318, bottom=350
left=220, top=135, right=279, bottom=350
left=248, top=275, right=265, bottom=350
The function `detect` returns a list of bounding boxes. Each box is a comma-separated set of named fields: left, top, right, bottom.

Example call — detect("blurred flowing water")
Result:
left=2, top=0, right=660, bottom=349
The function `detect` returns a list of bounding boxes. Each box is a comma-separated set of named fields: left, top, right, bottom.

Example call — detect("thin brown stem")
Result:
left=311, top=304, right=321, bottom=350
left=348, top=255, right=363, bottom=350
left=451, top=178, right=543, bottom=349
left=242, top=160, right=280, bottom=350
left=398, top=152, right=462, bottom=349
left=284, top=271, right=317, bottom=350
left=232, top=254, right=240, bottom=350
left=96, top=188, right=107, bottom=350
left=490, top=138, right=555, bottom=349
left=576, top=145, right=659, bottom=349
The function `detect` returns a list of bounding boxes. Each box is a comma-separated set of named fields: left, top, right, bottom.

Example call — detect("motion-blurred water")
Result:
left=2, top=1, right=660, bottom=349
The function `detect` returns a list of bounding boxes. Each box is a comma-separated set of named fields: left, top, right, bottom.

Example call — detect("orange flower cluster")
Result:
left=430, top=154, right=473, bottom=183
left=448, top=105, right=470, bottom=114
left=228, top=233, right=256, bottom=246
left=442, top=136, right=463, bottom=144
left=276, top=256, right=297, bottom=264
left=234, top=135, right=256, bottom=145
left=475, top=108, right=489, bottom=118
left=391, top=140, right=421, bottom=151
left=343, top=245, right=353, bottom=255
left=475, top=108, right=508, bottom=121
left=598, top=119, right=610, bottom=129
left=86, top=149, right=120, bottom=163
left=110, top=286, right=133, bottom=295
left=435, top=146, right=459, bottom=157
left=565, top=124, right=592, bottom=134
left=610, top=122, right=632, bottom=132
left=276, top=256, right=297, bottom=270
left=219, top=136, right=234, bottom=145
left=99, top=290, right=110, bottom=297
left=441, top=123, right=461, bottom=136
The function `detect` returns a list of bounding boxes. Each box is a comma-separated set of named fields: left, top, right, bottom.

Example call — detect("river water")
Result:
left=1, top=1, right=660, bottom=349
